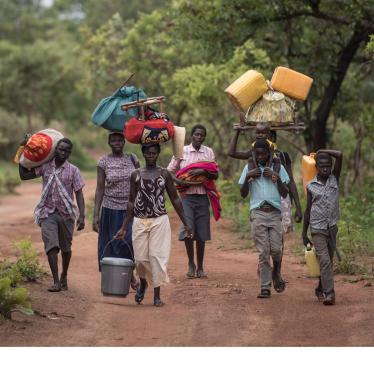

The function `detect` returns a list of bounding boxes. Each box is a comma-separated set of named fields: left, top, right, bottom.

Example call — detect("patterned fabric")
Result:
left=281, top=195, right=293, bottom=233
left=134, top=171, right=167, bottom=218
left=98, top=154, right=137, bottom=210
left=167, top=143, right=215, bottom=194
left=238, top=163, right=290, bottom=211
left=307, top=175, right=339, bottom=230
left=35, top=159, right=84, bottom=222
left=175, top=161, right=221, bottom=221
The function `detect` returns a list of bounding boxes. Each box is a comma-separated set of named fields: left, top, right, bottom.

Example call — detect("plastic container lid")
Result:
left=100, top=257, right=135, bottom=267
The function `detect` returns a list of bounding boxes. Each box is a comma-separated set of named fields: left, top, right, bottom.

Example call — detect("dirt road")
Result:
left=0, top=180, right=373, bottom=346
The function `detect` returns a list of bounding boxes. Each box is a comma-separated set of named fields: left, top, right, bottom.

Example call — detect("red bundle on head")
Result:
left=124, top=117, right=175, bottom=144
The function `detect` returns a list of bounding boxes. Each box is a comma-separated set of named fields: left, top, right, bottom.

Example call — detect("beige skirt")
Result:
left=132, top=214, right=171, bottom=288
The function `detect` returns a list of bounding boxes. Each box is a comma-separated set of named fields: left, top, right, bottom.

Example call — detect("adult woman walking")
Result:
left=115, top=143, right=192, bottom=307
left=93, top=132, right=139, bottom=282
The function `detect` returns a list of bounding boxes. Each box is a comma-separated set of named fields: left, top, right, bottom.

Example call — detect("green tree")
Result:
left=171, top=0, right=374, bottom=151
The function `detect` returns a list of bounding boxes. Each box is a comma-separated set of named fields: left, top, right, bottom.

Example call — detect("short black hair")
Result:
left=316, top=152, right=332, bottom=165
left=57, top=138, right=73, bottom=149
left=108, top=132, right=124, bottom=141
left=254, top=139, right=270, bottom=151
left=141, top=143, right=161, bottom=154
left=191, top=124, right=207, bottom=136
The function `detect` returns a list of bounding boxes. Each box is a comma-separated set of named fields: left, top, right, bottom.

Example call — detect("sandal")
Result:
left=135, top=282, right=148, bottom=304
left=257, top=289, right=271, bottom=298
left=186, top=263, right=196, bottom=278
left=154, top=298, right=165, bottom=307
left=48, top=283, right=61, bottom=292
left=315, top=289, right=325, bottom=302
left=272, top=273, right=286, bottom=293
left=60, top=275, right=68, bottom=291
left=196, top=269, right=208, bottom=278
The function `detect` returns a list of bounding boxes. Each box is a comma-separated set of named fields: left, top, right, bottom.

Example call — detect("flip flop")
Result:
left=135, top=282, right=148, bottom=304
left=154, top=298, right=165, bottom=307
left=196, top=269, right=208, bottom=278
left=257, top=289, right=271, bottom=298
left=272, top=273, right=286, bottom=293
left=60, top=275, right=68, bottom=291
left=186, top=264, right=196, bottom=278
left=48, top=283, right=61, bottom=292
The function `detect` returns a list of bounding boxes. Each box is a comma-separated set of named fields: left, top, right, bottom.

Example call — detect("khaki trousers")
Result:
left=132, top=215, right=171, bottom=288
left=250, top=209, right=283, bottom=290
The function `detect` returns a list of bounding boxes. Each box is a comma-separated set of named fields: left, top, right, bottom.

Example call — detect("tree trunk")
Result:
left=311, top=26, right=370, bottom=151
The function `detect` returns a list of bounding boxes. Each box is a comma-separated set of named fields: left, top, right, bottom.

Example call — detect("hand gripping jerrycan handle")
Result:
left=304, top=243, right=320, bottom=277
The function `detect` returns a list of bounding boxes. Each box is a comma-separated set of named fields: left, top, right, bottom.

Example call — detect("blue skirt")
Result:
left=98, top=207, right=134, bottom=271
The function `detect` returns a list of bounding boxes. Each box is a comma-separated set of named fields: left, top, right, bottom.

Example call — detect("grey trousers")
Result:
left=311, top=226, right=338, bottom=297
left=250, top=209, right=283, bottom=290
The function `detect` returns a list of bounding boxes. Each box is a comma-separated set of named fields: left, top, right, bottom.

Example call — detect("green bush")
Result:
left=13, top=238, right=45, bottom=282
left=0, top=161, right=21, bottom=194
left=0, top=260, right=22, bottom=287
left=0, top=277, right=33, bottom=320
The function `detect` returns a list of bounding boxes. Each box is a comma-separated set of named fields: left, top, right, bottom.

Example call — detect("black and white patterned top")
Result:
left=98, top=154, right=138, bottom=210
left=134, top=172, right=167, bottom=218
left=307, top=175, right=340, bottom=229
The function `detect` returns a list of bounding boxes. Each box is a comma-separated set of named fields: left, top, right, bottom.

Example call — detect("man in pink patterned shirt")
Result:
left=19, top=138, right=85, bottom=292
left=167, top=124, right=218, bottom=278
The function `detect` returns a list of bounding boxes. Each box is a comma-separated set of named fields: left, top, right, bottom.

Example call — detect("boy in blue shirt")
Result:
left=238, top=139, right=289, bottom=298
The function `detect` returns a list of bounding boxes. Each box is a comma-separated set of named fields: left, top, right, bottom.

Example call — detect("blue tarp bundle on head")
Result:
left=91, top=86, right=147, bottom=132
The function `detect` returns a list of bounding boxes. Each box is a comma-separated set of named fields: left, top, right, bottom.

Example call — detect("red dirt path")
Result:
left=0, top=180, right=373, bottom=346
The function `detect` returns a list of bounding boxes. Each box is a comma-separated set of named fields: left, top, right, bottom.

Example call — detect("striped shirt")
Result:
left=238, top=164, right=289, bottom=211
left=307, top=175, right=340, bottom=230
left=167, top=143, right=215, bottom=195
left=35, top=159, right=85, bottom=220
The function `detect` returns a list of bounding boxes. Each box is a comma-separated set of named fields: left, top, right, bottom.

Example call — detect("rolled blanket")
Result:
left=175, top=161, right=221, bottom=221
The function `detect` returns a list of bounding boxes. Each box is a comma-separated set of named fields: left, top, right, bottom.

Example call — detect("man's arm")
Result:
left=240, top=168, right=261, bottom=198
left=302, top=190, right=313, bottom=246
left=19, top=164, right=38, bottom=180
left=317, top=149, right=343, bottom=181
left=228, top=129, right=252, bottom=160
left=93, top=166, right=105, bottom=232
left=75, top=188, right=85, bottom=231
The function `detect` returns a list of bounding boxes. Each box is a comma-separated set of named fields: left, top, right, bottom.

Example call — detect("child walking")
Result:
left=302, top=149, right=343, bottom=305
left=238, top=139, right=289, bottom=298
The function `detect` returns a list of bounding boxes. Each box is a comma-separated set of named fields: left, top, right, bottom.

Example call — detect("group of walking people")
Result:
left=19, top=121, right=342, bottom=307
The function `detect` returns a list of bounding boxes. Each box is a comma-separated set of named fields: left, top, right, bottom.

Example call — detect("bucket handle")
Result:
left=100, top=237, right=135, bottom=262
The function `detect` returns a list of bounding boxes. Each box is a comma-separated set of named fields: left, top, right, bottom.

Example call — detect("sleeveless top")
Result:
left=134, top=171, right=167, bottom=218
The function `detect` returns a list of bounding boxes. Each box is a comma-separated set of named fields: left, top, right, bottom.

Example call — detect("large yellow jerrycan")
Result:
left=304, top=244, right=320, bottom=277
left=301, top=153, right=317, bottom=194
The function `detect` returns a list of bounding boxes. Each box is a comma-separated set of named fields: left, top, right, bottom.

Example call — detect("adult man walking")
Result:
left=19, top=138, right=85, bottom=292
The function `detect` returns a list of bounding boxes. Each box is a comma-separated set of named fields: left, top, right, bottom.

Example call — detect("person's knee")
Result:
left=47, top=247, right=59, bottom=256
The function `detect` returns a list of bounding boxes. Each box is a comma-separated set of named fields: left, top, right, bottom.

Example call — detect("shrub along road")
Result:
left=0, top=180, right=373, bottom=346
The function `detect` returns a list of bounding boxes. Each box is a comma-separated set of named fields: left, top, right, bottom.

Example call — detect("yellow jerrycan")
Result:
left=304, top=244, right=320, bottom=277
left=301, top=153, right=317, bottom=194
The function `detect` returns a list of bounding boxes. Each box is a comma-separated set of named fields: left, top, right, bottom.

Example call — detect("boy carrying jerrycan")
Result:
left=302, top=149, right=343, bottom=306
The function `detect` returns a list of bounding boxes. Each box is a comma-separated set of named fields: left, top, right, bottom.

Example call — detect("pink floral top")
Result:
left=98, top=154, right=138, bottom=210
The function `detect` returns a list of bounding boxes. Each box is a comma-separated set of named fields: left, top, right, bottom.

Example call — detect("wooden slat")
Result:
left=121, top=96, right=166, bottom=111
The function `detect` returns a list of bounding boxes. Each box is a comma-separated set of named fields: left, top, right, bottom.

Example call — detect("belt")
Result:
left=257, top=203, right=277, bottom=212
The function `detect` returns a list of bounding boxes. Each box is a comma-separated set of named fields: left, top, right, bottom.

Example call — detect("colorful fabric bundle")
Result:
left=124, top=117, right=175, bottom=145
left=19, top=129, right=64, bottom=168
left=175, top=161, right=221, bottom=221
